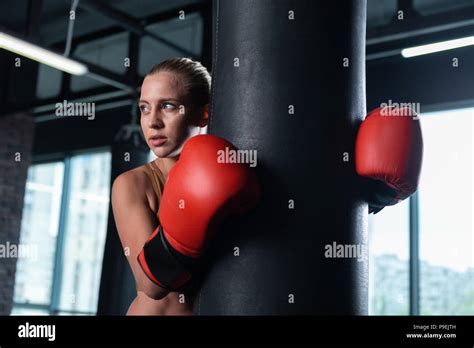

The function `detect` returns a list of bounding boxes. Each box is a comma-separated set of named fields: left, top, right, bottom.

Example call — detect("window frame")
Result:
left=13, top=146, right=110, bottom=316
left=408, top=102, right=473, bottom=315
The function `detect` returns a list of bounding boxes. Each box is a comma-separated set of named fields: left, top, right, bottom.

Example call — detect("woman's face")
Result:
left=139, top=72, right=199, bottom=158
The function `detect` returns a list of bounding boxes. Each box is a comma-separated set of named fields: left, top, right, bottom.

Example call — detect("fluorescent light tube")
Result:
left=0, top=32, right=88, bottom=75
left=401, top=36, right=474, bottom=58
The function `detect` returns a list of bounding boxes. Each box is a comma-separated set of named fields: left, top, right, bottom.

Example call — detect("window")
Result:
left=12, top=151, right=111, bottom=315
left=12, top=162, right=64, bottom=314
left=418, top=108, right=473, bottom=315
left=369, top=107, right=474, bottom=315
left=369, top=200, right=410, bottom=315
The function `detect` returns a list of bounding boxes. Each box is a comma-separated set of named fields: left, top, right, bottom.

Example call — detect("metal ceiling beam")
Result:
left=13, top=1, right=207, bottom=122
left=367, top=5, right=474, bottom=45
left=25, top=0, right=43, bottom=38
left=50, top=2, right=205, bottom=50
left=75, top=0, right=198, bottom=59
left=80, top=58, right=134, bottom=92
left=5, top=81, right=137, bottom=115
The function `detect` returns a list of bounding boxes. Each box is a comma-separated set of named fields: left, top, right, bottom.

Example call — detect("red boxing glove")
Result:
left=138, top=134, right=261, bottom=291
left=355, top=106, right=423, bottom=213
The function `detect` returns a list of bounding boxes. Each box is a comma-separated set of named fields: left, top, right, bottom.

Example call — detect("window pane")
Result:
left=369, top=200, right=410, bottom=315
left=10, top=306, right=49, bottom=315
left=57, top=311, right=92, bottom=316
left=418, top=108, right=474, bottom=315
left=13, top=162, right=64, bottom=306
left=57, top=152, right=111, bottom=314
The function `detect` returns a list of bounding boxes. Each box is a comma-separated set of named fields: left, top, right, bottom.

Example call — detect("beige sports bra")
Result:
left=136, top=161, right=165, bottom=293
left=144, top=160, right=166, bottom=214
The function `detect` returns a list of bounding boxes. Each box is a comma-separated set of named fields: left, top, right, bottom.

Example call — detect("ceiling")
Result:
left=1, top=0, right=473, bottom=118
left=1, top=0, right=473, bottom=46
left=1, top=1, right=472, bottom=77
left=0, top=0, right=204, bottom=45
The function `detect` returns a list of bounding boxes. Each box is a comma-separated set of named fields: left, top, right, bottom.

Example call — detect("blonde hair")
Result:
left=147, top=57, right=211, bottom=108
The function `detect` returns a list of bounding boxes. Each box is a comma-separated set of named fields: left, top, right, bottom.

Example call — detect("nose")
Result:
left=148, top=109, right=165, bottom=129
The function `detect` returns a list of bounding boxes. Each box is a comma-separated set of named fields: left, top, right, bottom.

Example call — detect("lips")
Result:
left=149, top=135, right=167, bottom=147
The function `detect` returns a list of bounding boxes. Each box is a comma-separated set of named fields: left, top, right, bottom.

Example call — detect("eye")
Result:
left=161, top=102, right=176, bottom=110
left=139, top=104, right=149, bottom=114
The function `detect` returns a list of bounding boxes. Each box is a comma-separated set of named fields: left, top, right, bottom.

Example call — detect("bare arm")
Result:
left=111, top=170, right=169, bottom=301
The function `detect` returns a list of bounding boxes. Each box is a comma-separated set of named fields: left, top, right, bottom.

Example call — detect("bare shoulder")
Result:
left=112, top=165, right=149, bottom=200
left=112, top=164, right=160, bottom=215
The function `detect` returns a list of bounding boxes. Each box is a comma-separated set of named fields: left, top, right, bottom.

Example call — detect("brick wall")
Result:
left=0, top=113, right=34, bottom=315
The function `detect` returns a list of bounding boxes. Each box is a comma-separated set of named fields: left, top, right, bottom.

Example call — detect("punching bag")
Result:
left=196, top=0, right=368, bottom=315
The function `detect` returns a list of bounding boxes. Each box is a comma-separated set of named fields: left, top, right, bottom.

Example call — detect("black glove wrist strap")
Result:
left=139, top=226, right=197, bottom=291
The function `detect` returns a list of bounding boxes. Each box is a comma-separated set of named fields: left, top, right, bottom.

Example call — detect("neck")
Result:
left=154, top=156, right=179, bottom=177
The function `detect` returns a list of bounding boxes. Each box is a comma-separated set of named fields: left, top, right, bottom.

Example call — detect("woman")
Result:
left=111, top=58, right=210, bottom=315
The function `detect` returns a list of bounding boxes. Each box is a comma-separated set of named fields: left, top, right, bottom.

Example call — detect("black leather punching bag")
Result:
left=195, top=0, right=368, bottom=315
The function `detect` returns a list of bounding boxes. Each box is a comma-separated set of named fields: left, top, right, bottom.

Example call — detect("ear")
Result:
left=198, top=104, right=209, bottom=127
